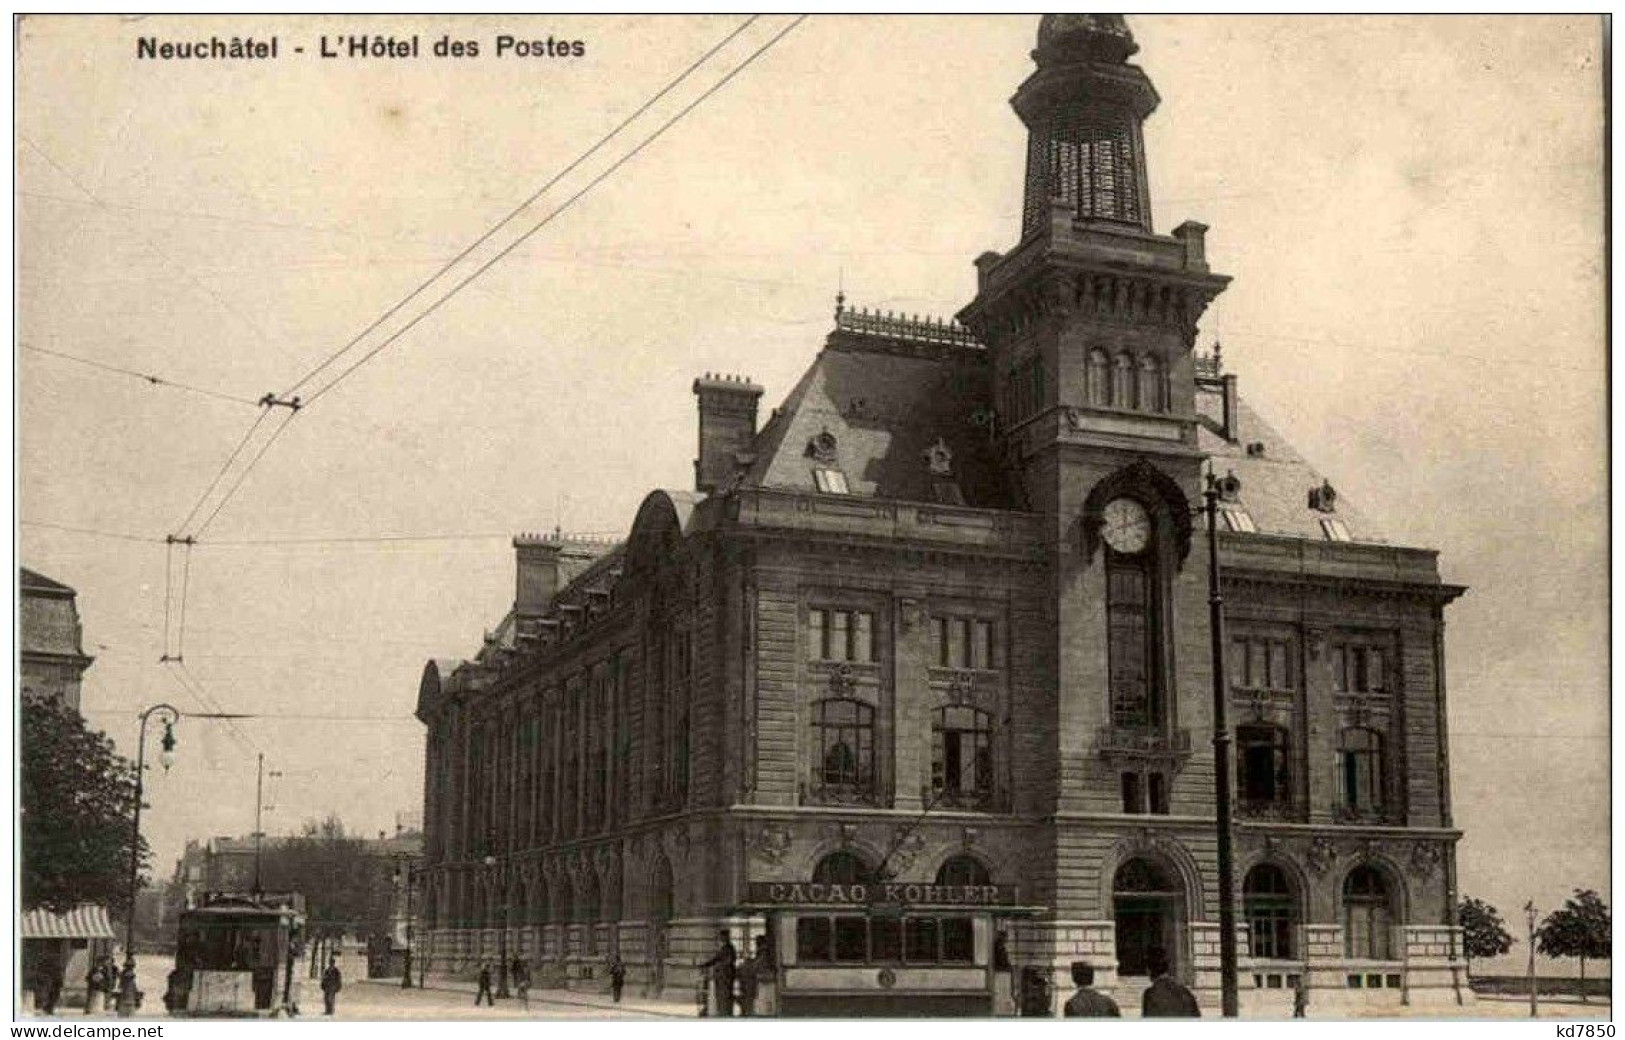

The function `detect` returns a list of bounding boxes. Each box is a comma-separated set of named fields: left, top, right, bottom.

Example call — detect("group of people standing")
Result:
left=696, top=931, right=772, bottom=1017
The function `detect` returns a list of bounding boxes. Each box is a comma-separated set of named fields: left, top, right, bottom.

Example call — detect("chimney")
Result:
left=513, top=534, right=598, bottom=616
left=692, top=373, right=763, bottom=494
left=1172, top=220, right=1210, bottom=272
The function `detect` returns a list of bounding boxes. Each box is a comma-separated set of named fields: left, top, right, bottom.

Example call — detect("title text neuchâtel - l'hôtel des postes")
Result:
left=136, top=34, right=587, bottom=61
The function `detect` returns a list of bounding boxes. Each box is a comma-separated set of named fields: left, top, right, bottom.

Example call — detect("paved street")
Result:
left=19, top=956, right=1609, bottom=1021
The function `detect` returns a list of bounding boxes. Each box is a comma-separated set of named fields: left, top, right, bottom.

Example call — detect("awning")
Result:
left=21, top=905, right=117, bottom=940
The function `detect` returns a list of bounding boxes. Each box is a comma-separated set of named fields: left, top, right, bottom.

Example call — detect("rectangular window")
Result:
left=808, top=610, right=827, bottom=662
left=905, top=918, right=939, bottom=963
left=941, top=918, right=974, bottom=963
left=1233, top=636, right=1294, bottom=690
left=871, top=917, right=902, bottom=962
left=809, top=608, right=876, bottom=663
left=976, top=620, right=994, bottom=669
left=797, top=917, right=831, bottom=963
left=834, top=917, right=868, bottom=962
left=813, top=468, right=850, bottom=495
left=832, top=610, right=850, bottom=661
left=1121, top=772, right=1143, bottom=814
left=853, top=611, right=873, bottom=664
left=946, top=618, right=966, bottom=668
left=1333, top=643, right=1389, bottom=693
left=1148, top=773, right=1169, bottom=815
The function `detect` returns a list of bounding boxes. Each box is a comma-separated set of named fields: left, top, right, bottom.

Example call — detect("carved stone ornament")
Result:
left=751, top=822, right=794, bottom=865
left=837, top=823, right=858, bottom=849
left=962, top=827, right=979, bottom=850
left=1306, top=837, right=1338, bottom=875
left=923, top=437, right=954, bottom=477
left=1410, top=841, right=1443, bottom=877
left=889, top=828, right=928, bottom=875
left=807, top=428, right=839, bottom=464
left=1248, top=689, right=1269, bottom=722
left=947, top=670, right=975, bottom=705
left=1306, top=628, right=1327, bottom=661
left=828, top=663, right=857, bottom=697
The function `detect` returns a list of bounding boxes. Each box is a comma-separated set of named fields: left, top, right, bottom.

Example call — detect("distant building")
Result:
left=19, top=567, right=94, bottom=711
left=414, top=15, right=1468, bottom=1016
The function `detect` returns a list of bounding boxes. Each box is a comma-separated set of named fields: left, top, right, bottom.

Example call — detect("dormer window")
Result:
left=1219, top=505, right=1256, bottom=533
left=1320, top=517, right=1351, bottom=542
left=813, top=468, right=850, bottom=495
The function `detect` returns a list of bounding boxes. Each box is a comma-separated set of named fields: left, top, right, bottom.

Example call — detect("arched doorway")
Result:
left=1342, top=864, right=1396, bottom=960
left=1113, top=857, right=1185, bottom=979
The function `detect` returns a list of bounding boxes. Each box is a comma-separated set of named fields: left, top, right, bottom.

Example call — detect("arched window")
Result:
left=813, top=850, right=872, bottom=885
left=1343, top=865, right=1395, bottom=959
left=1237, top=724, right=1291, bottom=809
left=811, top=699, right=875, bottom=803
left=1338, top=728, right=1385, bottom=812
left=1111, top=352, right=1135, bottom=406
left=935, top=855, right=992, bottom=887
left=1244, top=864, right=1298, bottom=960
left=1087, top=349, right=1110, bottom=406
left=1137, top=355, right=1164, bottom=412
left=931, top=706, right=994, bottom=808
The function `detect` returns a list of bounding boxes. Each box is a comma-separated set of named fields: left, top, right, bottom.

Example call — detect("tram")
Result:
left=166, top=892, right=306, bottom=1017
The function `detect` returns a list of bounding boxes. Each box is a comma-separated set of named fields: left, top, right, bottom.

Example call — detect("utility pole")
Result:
left=252, top=755, right=283, bottom=895
left=1524, top=901, right=1538, bottom=1018
left=1204, top=471, right=1240, bottom=1018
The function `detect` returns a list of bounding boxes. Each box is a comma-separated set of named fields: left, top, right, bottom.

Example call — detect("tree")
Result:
left=1457, top=896, right=1515, bottom=972
left=256, top=816, right=397, bottom=973
left=20, top=694, right=149, bottom=917
left=1536, top=889, right=1611, bottom=1003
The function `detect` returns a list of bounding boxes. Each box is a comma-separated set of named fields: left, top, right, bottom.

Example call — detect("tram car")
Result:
left=166, top=892, right=306, bottom=1017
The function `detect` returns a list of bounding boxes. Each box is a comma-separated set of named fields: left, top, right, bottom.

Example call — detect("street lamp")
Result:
left=1524, top=901, right=1538, bottom=1018
left=398, top=864, right=414, bottom=989
left=1202, top=471, right=1240, bottom=1018
left=120, top=703, right=181, bottom=1015
left=484, top=854, right=510, bottom=998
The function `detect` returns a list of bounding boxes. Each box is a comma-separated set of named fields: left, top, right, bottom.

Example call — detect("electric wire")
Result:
left=173, top=407, right=271, bottom=535
left=177, top=541, right=194, bottom=661
left=281, top=15, right=762, bottom=400
left=19, top=520, right=165, bottom=544
left=298, top=16, right=808, bottom=411
left=21, top=342, right=262, bottom=407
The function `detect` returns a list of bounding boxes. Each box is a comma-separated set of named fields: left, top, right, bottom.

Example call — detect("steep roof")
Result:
left=19, top=567, right=73, bottom=595
left=743, top=315, right=1014, bottom=510
left=1197, top=390, right=1388, bottom=544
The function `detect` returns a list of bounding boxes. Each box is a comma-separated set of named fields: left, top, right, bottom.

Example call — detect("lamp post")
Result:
left=1202, top=472, right=1240, bottom=1018
left=1524, top=901, right=1538, bottom=1018
left=120, top=703, right=180, bottom=1015
left=399, top=864, right=414, bottom=989
left=484, top=854, right=510, bottom=998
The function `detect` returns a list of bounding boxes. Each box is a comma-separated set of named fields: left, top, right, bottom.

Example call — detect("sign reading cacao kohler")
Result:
left=747, top=882, right=1018, bottom=908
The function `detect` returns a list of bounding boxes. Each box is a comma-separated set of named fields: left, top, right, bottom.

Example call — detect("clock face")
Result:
left=1101, top=497, right=1152, bottom=554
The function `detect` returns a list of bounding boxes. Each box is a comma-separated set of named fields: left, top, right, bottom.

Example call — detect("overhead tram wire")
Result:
left=279, top=14, right=762, bottom=401
left=297, top=15, right=808, bottom=411
left=173, top=407, right=272, bottom=536
left=188, top=407, right=299, bottom=539
left=161, top=18, right=806, bottom=551
left=21, top=343, right=263, bottom=408
left=19, top=520, right=165, bottom=544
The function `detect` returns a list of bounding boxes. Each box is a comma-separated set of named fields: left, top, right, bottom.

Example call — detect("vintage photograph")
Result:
left=13, top=12, right=1609, bottom=1023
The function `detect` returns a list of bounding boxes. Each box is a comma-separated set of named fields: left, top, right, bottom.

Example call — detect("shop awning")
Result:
left=21, top=905, right=117, bottom=940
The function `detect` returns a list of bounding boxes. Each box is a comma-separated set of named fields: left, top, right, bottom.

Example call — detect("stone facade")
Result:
left=413, top=15, right=1470, bottom=1015
left=20, top=567, right=93, bottom=712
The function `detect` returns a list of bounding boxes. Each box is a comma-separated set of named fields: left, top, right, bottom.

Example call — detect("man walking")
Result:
left=1141, top=952, right=1199, bottom=1018
left=1062, top=962, right=1121, bottom=1017
left=607, top=953, right=626, bottom=1004
left=475, top=963, right=495, bottom=1007
left=512, top=958, right=530, bottom=1010
left=320, top=956, right=342, bottom=1017
left=1292, top=974, right=1309, bottom=1019
left=697, top=929, right=736, bottom=1017
left=735, top=940, right=761, bottom=1017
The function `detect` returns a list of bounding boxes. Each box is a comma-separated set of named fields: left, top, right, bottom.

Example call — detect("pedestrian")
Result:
left=86, top=956, right=109, bottom=1013
left=697, top=929, right=736, bottom=1017
left=607, top=953, right=626, bottom=1004
left=100, top=954, right=120, bottom=1012
left=735, top=941, right=761, bottom=1017
left=1140, top=952, right=1199, bottom=1018
left=513, top=958, right=531, bottom=1010
left=320, top=956, right=342, bottom=1016
left=1292, top=974, right=1309, bottom=1019
left=475, top=963, right=495, bottom=1007
left=37, top=959, right=62, bottom=1015
left=1062, top=962, right=1121, bottom=1017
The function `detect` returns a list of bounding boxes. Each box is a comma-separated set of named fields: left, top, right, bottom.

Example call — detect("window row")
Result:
left=793, top=852, right=990, bottom=965
left=1219, top=636, right=1392, bottom=693
left=1243, top=863, right=1401, bottom=962
left=933, top=615, right=1000, bottom=670
left=811, top=700, right=999, bottom=809
left=1086, top=349, right=1168, bottom=414
left=1232, top=723, right=1387, bottom=815
left=805, top=609, right=1006, bottom=670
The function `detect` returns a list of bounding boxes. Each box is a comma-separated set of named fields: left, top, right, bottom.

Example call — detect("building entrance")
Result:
left=1112, top=858, right=1183, bottom=979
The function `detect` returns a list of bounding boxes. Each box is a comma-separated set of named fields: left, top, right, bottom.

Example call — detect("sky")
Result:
left=14, top=15, right=1607, bottom=971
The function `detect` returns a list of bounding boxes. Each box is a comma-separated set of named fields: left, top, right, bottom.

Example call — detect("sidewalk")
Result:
left=356, top=974, right=698, bottom=1019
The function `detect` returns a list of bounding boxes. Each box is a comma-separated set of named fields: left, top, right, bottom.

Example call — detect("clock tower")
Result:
left=957, top=14, right=1232, bottom=924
